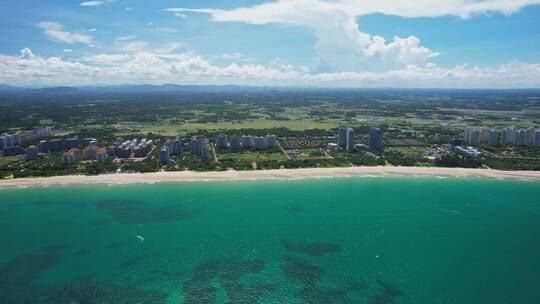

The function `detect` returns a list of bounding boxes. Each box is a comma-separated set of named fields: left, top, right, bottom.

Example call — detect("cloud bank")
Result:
left=1, top=48, right=539, bottom=88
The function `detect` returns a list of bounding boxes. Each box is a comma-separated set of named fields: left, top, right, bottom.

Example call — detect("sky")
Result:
left=1, top=0, right=540, bottom=88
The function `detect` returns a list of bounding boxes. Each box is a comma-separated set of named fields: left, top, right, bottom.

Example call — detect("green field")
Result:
left=131, top=119, right=338, bottom=135
left=217, top=150, right=288, bottom=162
left=0, top=156, right=21, bottom=167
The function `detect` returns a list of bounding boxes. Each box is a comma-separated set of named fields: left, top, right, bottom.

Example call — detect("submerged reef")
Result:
left=0, top=254, right=168, bottom=304
left=282, top=240, right=341, bottom=257
left=183, top=260, right=277, bottom=304
left=95, top=199, right=200, bottom=225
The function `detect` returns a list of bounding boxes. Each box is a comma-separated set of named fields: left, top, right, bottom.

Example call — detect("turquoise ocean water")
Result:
left=1, top=176, right=539, bottom=303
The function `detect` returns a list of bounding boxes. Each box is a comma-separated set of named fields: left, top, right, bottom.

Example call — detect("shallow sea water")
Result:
left=1, top=177, right=539, bottom=303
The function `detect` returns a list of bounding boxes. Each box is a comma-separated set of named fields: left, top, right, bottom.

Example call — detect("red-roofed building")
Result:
left=62, top=151, right=74, bottom=165
left=96, top=148, right=107, bottom=163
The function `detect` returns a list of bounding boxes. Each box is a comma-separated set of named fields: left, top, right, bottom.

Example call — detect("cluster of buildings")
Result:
left=112, top=138, right=153, bottom=159
left=1, top=127, right=110, bottom=165
left=56, top=141, right=108, bottom=165
left=7, top=127, right=56, bottom=158
left=0, top=132, right=24, bottom=156
left=159, top=138, right=183, bottom=164
left=191, top=136, right=212, bottom=161
left=464, top=127, right=540, bottom=147
left=335, top=126, right=384, bottom=152
left=454, top=145, right=481, bottom=157
left=20, top=136, right=108, bottom=165
left=36, top=126, right=53, bottom=138
left=215, top=134, right=278, bottom=151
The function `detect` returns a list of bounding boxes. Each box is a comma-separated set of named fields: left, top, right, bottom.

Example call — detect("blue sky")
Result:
left=1, top=0, right=540, bottom=88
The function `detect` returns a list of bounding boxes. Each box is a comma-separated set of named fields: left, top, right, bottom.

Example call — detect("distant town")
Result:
left=1, top=121, right=539, bottom=179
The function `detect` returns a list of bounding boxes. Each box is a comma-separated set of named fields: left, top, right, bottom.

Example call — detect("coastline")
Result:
left=1, top=166, right=539, bottom=189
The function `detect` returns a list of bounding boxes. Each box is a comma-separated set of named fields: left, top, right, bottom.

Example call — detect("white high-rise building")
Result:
left=469, top=129, right=480, bottom=146
left=488, top=129, right=498, bottom=145
left=159, top=148, right=171, bottom=164
left=241, top=135, right=254, bottom=149
left=480, top=128, right=489, bottom=143
left=514, top=130, right=527, bottom=146
left=2, top=133, right=13, bottom=147
left=369, top=127, right=383, bottom=151
left=230, top=135, right=241, bottom=150
left=266, top=135, right=277, bottom=149
left=534, top=130, right=540, bottom=147
left=36, top=126, right=53, bottom=138
left=526, top=128, right=535, bottom=145
left=200, top=143, right=211, bottom=160
left=338, top=127, right=354, bottom=151
left=254, top=136, right=268, bottom=150
left=464, top=128, right=471, bottom=143
left=13, top=134, right=22, bottom=146
left=501, top=127, right=516, bottom=144
left=216, top=134, right=229, bottom=149
left=166, top=138, right=182, bottom=155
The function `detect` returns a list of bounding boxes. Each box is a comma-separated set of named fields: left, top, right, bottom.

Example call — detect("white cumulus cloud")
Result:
left=80, top=54, right=131, bottom=64
left=1, top=48, right=540, bottom=88
left=165, top=0, right=540, bottom=72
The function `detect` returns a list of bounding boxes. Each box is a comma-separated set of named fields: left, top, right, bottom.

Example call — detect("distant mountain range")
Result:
left=1, top=84, right=539, bottom=95
left=0, top=84, right=296, bottom=94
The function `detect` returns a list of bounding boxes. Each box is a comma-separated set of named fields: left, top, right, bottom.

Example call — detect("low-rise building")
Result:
left=62, top=151, right=74, bottom=165
left=454, top=146, right=480, bottom=157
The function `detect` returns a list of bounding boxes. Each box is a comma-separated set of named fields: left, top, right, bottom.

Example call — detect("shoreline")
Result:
left=1, top=166, right=540, bottom=189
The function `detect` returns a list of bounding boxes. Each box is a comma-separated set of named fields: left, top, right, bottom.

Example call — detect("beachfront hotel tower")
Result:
left=216, top=134, right=229, bottom=150
left=338, top=127, right=354, bottom=151
left=369, top=127, right=384, bottom=152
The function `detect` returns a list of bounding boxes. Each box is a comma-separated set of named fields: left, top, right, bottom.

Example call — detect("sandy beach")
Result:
left=1, top=166, right=539, bottom=188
